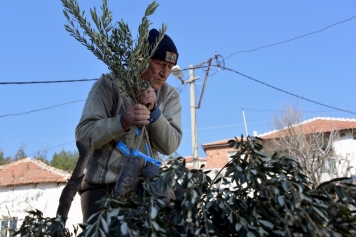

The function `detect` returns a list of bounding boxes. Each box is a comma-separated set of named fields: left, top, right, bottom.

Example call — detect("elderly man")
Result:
left=76, top=29, right=182, bottom=222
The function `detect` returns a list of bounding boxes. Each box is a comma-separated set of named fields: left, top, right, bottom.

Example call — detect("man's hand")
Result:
left=121, top=104, right=150, bottom=130
left=138, top=86, right=156, bottom=110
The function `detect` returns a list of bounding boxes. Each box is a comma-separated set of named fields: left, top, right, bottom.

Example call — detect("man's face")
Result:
left=141, top=58, right=174, bottom=90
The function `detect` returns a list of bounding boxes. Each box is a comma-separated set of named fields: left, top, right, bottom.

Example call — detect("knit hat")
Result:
left=148, top=29, right=179, bottom=65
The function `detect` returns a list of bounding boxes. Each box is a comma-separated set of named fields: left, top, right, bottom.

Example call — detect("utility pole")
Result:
left=188, top=65, right=200, bottom=169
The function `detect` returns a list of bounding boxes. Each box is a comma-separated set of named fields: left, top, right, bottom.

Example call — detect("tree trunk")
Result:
left=54, top=138, right=93, bottom=237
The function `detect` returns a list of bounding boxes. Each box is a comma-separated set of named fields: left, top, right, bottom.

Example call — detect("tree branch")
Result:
left=54, top=138, right=94, bottom=237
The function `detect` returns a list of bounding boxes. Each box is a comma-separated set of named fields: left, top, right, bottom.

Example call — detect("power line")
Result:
left=0, top=81, right=186, bottom=118
left=0, top=75, right=191, bottom=86
left=0, top=82, right=185, bottom=118
left=224, top=15, right=356, bottom=60
left=221, top=66, right=356, bottom=115
left=2, top=68, right=355, bottom=120
left=0, top=78, right=98, bottom=85
left=0, top=100, right=86, bottom=118
left=2, top=16, right=355, bottom=86
left=27, top=140, right=76, bottom=157
left=182, top=120, right=272, bottom=132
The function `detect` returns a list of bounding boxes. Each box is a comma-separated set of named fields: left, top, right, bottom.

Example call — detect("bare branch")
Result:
left=264, top=104, right=349, bottom=186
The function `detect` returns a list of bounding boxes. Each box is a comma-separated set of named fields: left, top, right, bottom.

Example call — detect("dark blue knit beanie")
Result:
left=148, top=29, right=179, bottom=65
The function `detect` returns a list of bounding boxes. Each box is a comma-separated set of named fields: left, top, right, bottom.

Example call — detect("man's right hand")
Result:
left=121, top=104, right=150, bottom=131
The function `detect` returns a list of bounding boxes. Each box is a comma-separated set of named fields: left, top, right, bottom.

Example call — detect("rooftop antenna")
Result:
left=242, top=108, right=249, bottom=137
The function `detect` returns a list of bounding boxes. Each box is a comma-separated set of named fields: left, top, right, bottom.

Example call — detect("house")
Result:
left=260, top=117, right=356, bottom=180
left=0, top=158, right=82, bottom=236
left=201, top=117, right=356, bottom=178
left=162, top=156, right=206, bottom=170
left=178, top=156, right=207, bottom=170
left=260, top=117, right=356, bottom=140
left=202, top=138, right=238, bottom=170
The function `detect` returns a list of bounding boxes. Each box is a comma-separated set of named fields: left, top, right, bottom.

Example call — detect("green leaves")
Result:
left=15, top=134, right=356, bottom=236
left=14, top=211, right=75, bottom=237
left=62, top=0, right=166, bottom=104
left=145, top=1, right=159, bottom=16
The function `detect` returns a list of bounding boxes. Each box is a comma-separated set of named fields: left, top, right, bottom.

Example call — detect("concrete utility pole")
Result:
left=188, top=65, right=200, bottom=169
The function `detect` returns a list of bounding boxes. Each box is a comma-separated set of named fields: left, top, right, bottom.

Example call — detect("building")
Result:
left=0, top=158, right=82, bottom=236
left=202, top=138, right=239, bottom=169
left=260, top=117, right=356, bottom=181
left=201, top=117, right=356, bottom=178
left=178, top=156, right=207, bottom=170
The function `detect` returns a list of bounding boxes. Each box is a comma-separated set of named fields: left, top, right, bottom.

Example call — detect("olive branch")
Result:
left=62, top=0, right=167, bottom=151
left=61, top=0, right=167, bottom=103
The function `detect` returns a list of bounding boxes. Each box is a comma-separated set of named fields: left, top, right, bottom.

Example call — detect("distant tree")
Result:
left=33, top=150, right=49, bottom=164
left=14, top=143, right=27, bottom=161
left=263, top=104, right=348, bottom=186
left=51, top=149, right=79, bottom=173
left=11, top=145, right=49, bottom=164
left=35, top=157, right=49, bottom=165
left=0, top=150, right=11, bottom=165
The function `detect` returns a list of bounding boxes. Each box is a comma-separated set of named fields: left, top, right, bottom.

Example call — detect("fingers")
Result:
left=139, top=86, right=156, bottom=110
left=121, top=104, right=150, bottom=130
left=131, top=105, right=150, bottom=123
left=131, top=104, right=150, bottom=113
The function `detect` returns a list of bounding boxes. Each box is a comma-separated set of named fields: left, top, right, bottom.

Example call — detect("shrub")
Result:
left=15, top=136, right=356, bottom=236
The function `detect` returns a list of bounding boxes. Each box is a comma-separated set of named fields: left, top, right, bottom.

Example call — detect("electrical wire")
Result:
left=0, top=100, right=86, bottom=118
left=175, top=83, right=187, bottom=93
left=2, top=16, right=355, bottom=86
left=221, top=66, right=356, bottom=115
left=0, top=83, right=189, bottom=119
left=27, top=140, right=76, bottom=157
left=2, top=65, right=354, bottom=120
left=182, top=120, right=272, bottom=132
left=224, top=15, right=356, bottom=60
left=0, top=79, right=98, bottom=85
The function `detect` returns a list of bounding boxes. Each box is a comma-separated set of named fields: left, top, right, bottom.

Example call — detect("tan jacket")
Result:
left=75, top=76, right=182, bottom=184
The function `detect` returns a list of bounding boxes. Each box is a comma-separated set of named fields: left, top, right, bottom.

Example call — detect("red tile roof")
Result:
left=0, top=158, right=71, bottom=187
left=202, top=137, right=242, bottom=148
left=259, top=117, right=356, bottom=139
left=202, top=117, right=356, bottom=147
left=161, top=156, right=206, bottom=166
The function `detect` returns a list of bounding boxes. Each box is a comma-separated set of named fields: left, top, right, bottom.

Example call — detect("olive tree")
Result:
left=15, top=136, right=356, bottom=236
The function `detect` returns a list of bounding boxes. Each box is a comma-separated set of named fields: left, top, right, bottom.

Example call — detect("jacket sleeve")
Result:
left=149, top=88, right=182, bottom=155
left=75, top=78, right=126, bottom=149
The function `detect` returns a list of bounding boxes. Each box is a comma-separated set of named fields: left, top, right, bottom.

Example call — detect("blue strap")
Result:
left=117, top=141, right=161, bottom=167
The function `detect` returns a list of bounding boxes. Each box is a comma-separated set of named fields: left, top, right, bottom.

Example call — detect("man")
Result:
left=76, top=28, right=182, bottom=222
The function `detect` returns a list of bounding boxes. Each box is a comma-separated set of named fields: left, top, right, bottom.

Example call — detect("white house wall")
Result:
left=333, top=130, right=356, bottom=176
left=0, top=183, right=82, bottom=233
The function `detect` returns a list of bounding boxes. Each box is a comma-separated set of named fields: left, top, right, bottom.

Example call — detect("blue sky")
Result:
left=1, top=1, right=355, bottom=161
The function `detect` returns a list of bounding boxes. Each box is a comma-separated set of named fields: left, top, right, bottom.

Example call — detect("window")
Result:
left=0, top=218, right=17, bottom=237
